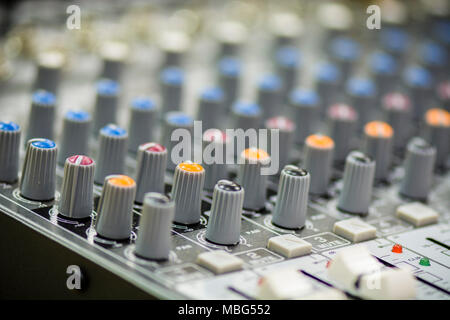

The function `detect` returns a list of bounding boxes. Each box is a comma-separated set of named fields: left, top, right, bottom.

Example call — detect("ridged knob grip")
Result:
left=338, top=151, right=375, bottom=215
left=94, top=124, right=128, bottom=184
left=0, top=122, right=21, bottom=183
left=20, top=138, right=57, bottom=201
left=400, top=137, right=436, bottom=201
left=96, top=175, right=136, bottom=240
left=272, top=165, right=310, bottom=229
left=57, top=110, right=91, bottom=165
left=289, top=89, right=319, bottom=144
left=135, top=193, right=175, bottom=260
left=172, top=161, right=205, bottom=225
left=206, top=180, right=244, bottom=245
left=59, top=155, right=95, bottom=219
left=160, top=67, right=184, bottom=113
left=135, top=143, right=168, bottom=204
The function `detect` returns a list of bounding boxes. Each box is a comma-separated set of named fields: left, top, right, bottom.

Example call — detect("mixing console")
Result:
left=0, top=0, right=449, bottom=300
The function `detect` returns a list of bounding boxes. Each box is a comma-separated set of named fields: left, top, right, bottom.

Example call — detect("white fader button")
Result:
left=267, top=234, right=312, bottom=258
left=328, top=245, right=416, bottom=299
left=333, top=218, right=377, bottom=243
left=257, top=268, right=313, bottom=300
left=396, top=202, right=439, bottom=227
left=196, top=250, right=243, bottom=274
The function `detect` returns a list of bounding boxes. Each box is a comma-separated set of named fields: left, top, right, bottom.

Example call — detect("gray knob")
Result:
left=215, top=20, right=248, bottom=57
left=57, top=110, right=91, bottom=165
left=338, top=151, right=375, bottom=215
left=161, top=112, right=194, bottom=171
left=303, top=134, right=334, bottom=195
left=135, top=143, right=168, bottom=204
left=315, top=62, right=342, bottom=114
left=196, top=87, right=225, bottom=131
left=329, top=37, right=361, bottom=81
left=94, top=124, right=128, bottom=184
left=275, top=46, right=300, bottom=100
left=160, top=67, right=184, bottom=113
left=157, top=30, right=190, bottom=67
left=231, top=101, right=262, bottom=130
left=99, top=40, right=129, bottom=80
left=218, top=57, right=241, bottom=111
left=128, top=97, right=157, bottom=153
left=382, top=92, right=412, bottom=151
left=370, top=51, right=398, bottom=99
left=202, top=129, right=229, bottom=191
left=400, top=137, right=436, bottom=201
left=59, top=155, right=95, bottom=219
left=272, top=165, right=310, bottom=229
left=257, top=74, right=282, bottom=121
left=237, top=148, right=271, bottom=211
left=346, top=77, right=377, bottom=131
left=326, top=103, right=358, bottom=163
left=289, top=89, right=319, bottom=144
left=0, top=121, right=21, bottom=183
left=172, top=161, right=205, bottom=225
left=265, top=116, right=295, bottom=171
left=362, top=121, right=394, bottom=181
left=26, top=90, right=56, bottom=142
left=135, top=193, right=175, bottom=260
left=96, top=175, right=136, bottom=240
left=422, top=108, right=449, bottom=170
left=33, top=50, right=65, bottom=94
left=92, top=79, right=120, bottom=136
left=20, top=138, right=57, bottom=201
left=205, top=180, right=244, bottom=245
left=404, top=66, right=433, bottom=120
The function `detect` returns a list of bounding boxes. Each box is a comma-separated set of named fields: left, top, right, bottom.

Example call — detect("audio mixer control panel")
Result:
left=0, top=0, right=449, bottom=299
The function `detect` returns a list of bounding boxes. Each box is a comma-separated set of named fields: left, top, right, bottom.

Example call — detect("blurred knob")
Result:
left=160, top=67, right=184, bottom=113
left=326, top=103, right=358, bottom=164
left=275, top=46, right=301, bottom=99
left=289, top=89, right=319, bottom=144
left=214, top=20, right=248, bottom=57
left=205, top=180, right=244, bottom=245
left=303, top=134, right=334, bottom=195
left=0, top=121, right=21, bottom=183
left=202, top=129, right=229, bottom=191
left=400, top=137, right=436, bottom=201
left=161, top=112, right=194, bottom=171
left=315, top=62, right=342, bottom=114
left=218, top=57, right=241, bottom=111
left=370, top=51, right=398, bottom=98
left=20, top=138, right=57, bottom=201
left=172, top=161, right=205, bottom=225
left=338, top=151, right=375, bottom=215
left=26, top=90, right=56, bottom=142
left=33, top=49, right=65, bottom=94
left=99, top=40, right=129, bottom=80
left=265, top=116, right=295, bottom=171
left=257, top=74, right=282, bottom=121
left=329, top=37, right=361, bottom=81
left=423, top=108, right=449, bottom=170
left=128, top=97, right=157, bottom=153
left=135, top=193, right=175, bottom=260
left=57, top=110, right=91, bottom=165
left=96, top=175, right=136, bottom=240
left=135, top=143, right=168, bottom=204
left=403, top=66, right=433, bottom=120
left=59, top=155, right=95, bottom=219
left=92, top=79, right=120, bottom=136
left=272, top=165, right=310, bottom=229
left=346, top=77, right=377, bottom=130
left=196, top=87, right=225, bottom=131
left=94, top=124, right=128, bottom=184
left=382, top=93, right=412, bottom=151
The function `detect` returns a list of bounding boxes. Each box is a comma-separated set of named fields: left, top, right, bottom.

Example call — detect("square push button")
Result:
left=333, top=218, right=377, bottom=242
left=267, top=234, right=312, bottom=258
left=196, top=250, right=244, bottom=274
left=396, top=202, right=439, bottom=227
